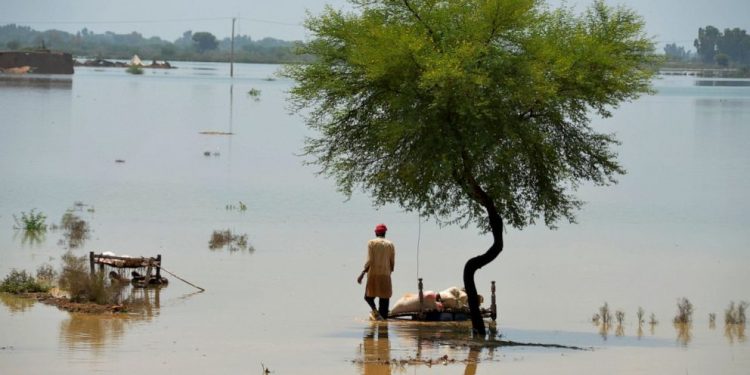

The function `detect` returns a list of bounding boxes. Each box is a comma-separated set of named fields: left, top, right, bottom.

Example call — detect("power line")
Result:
left=0, top=17, right=233, bottom=25
left=0, top=16, right=302, bottom=28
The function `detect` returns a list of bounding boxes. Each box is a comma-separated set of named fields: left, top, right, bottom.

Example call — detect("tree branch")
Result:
left=401, top=0, right=442, bottom=51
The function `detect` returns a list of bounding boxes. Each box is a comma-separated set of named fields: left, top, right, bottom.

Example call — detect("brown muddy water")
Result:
left=1, top=64, right=749, bottom=374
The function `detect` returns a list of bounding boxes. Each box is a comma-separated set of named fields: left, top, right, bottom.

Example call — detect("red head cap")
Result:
left=374, top=223, right=388, bottom=235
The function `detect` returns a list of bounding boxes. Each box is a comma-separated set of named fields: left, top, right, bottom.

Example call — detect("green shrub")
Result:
left=0, top=269, right=50, bottom=294
left=126, top=65, right=144, bottom=75
left=674, top=297, right=694, bottom=324
left=36, top=263, right=57, bottom=285
left=58, top=251, right=116, bottom=304
left=13, top=209, right=47, bottom=233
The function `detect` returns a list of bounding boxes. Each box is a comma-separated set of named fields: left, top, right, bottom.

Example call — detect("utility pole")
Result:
left=230, top=17, right=236, bottom=78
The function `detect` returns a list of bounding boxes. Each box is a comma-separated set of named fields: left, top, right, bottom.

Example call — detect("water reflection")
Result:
left=12, top=229, right=46, bottom=247
left=59, top=286, right=163, bottom=353
left=359, top=323, right=391, bottom=375
left=0, top=75, right=72, bottom=89
left=0, top=293, right=36, bottom=314
left=695, top=80, right=750, bottom=87
left=59, top=313, right=128, bottom=354
left=355, top=322, right=488, bottom=374
left=674, top=323, right=692, bottom=346
left=725, top=324, right=747, bottom=344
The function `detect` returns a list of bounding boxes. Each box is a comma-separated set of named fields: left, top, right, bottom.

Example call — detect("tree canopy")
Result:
left=287, top=0, right=656, bottom=232
left=286, top=0, right=656, bottom=334
left=0, top=24, right=310, bottom=63
left=191, top=31, right=219, bottom=53
left=695, top=26, right=750, bottom=66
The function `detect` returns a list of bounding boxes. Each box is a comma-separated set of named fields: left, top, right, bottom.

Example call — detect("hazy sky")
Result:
left=2, top=0, right=749, bottom=49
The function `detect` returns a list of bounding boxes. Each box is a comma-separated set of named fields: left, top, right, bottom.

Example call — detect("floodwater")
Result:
left=1, top=63, right=749, bottom=374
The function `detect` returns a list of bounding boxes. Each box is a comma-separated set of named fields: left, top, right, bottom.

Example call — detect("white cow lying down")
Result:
left=390, top=286, right=484, bottom=315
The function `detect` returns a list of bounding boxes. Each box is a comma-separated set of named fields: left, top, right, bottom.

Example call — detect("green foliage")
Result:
left=695, top=25, right=750, bottom=66
left=0, top=24, right=309, bottom=64
left=58, top=251, right=115, bottom=304
left=126, top=64, right=144, bottom=74
left=286, top=0, right=657, bottom=231
left=13, top=209, right=47, bottom=233
left=192, top=31, right=219, bottom=53
left=0, top=269, right=50, bottom=294
left=247, top=88, right=261, bottom=101
left=715, top=53, right=730, bottom=67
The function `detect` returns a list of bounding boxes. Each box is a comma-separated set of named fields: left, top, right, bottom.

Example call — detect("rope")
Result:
left=416, top=215, right=422, bottom=279
left=158, top=266, right=205, bottom=292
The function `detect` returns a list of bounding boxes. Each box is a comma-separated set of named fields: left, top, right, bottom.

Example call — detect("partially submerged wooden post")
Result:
left=418, top=277, right=424, bottom=319
left=155, top=254, right=162, bottom=279
left=89, top=251, right=95, bottom=275
left=490, top=280, right=497, bottom=322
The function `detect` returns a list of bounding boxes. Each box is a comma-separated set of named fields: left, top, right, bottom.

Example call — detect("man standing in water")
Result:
left=357, top=223, right=395, bottom=320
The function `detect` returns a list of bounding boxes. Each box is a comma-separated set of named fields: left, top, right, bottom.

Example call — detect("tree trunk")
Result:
left=463, top=194, right=504, bottom=336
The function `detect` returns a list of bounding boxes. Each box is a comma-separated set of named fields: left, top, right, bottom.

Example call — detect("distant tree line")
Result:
left=694, top=26, right=750, bottom=67
left=0, top=24, right=312, bottom=64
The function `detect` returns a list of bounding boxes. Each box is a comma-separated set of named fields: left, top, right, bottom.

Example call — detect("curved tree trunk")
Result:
left=463, top=188, right=504, bottom=336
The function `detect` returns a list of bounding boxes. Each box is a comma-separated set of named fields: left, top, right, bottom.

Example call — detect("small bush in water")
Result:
left=674, top=297, right=694, bottom=324
left=13, top=209, right=47, bottom=233
left=126, top=65, right=144, bottom=75
left=0, top=269, right=50, bottom=294
left=58, top=251, right=116, bottom=304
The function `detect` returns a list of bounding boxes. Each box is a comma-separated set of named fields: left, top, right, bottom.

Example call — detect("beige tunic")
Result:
left=363, top=237, right=395, bottom=298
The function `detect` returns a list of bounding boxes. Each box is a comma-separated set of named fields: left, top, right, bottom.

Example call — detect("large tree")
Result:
left=286, top=0, right=656, bottom=335
left=192, top=31, right=218, bottom=53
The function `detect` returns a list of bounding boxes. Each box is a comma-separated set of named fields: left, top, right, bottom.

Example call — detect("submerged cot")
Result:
left=388, top=278, right=497, bottom=322
left=90, top=251, right=168, bottom=287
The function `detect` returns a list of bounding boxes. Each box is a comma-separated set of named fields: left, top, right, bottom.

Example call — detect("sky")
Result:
left=2, top=0, right=749, bottom=49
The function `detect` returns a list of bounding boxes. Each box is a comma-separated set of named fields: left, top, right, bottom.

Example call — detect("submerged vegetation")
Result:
left=674, top=297, right=694, bottom=324
left=126, top=65, right=144, bottom=75
left=209, top=229, right=253, bottom=252
left=13, top=209, right=47, bottom=233
left=725, top=301, right=748, bottom=325
left=51, top=203, right=93, bottom=249
left=58, top=252, right=117, bottom=305
left=247, top=88, right=261, bottom=101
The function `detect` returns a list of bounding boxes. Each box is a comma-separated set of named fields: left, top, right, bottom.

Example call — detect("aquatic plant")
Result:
left=636, top=307, right=645, bottom=324
left=0, top=269, right=50, bottom=294
left=615, top=310, right=625, bottom=325
left=126, top=65, right=144, bottom=75
left=725, top=301, right=748, bottom=324
left=225, top=201, right=247, bottom=211
left=247, top=88, right=261, bottom=101
left=599, top=302, right=612, bottom=325
left=208, top=229, right=254, bottom=252
left=58, top=210, right=90, bottom=248
left=674, top=297, right=694, bottom=324
left=13, top=209, right=47, bottom=233
left=591, top=313, right=600, bottom=325
left=649, top=313, right=658, bottom=325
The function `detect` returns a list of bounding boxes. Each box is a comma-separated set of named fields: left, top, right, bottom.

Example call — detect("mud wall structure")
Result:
left=0, top=51, right=74, bottom=74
